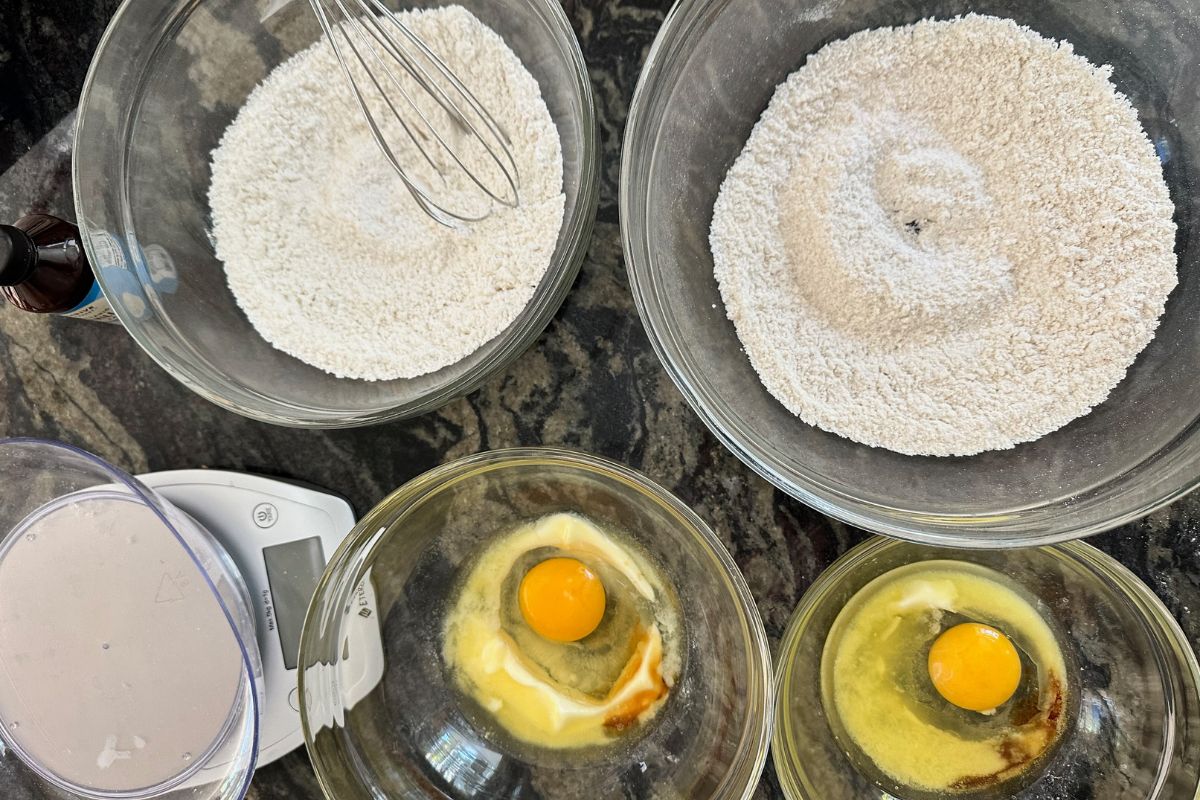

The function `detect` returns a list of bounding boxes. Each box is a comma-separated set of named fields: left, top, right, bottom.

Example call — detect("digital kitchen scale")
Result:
left=136, top=470, right=384, bottom=770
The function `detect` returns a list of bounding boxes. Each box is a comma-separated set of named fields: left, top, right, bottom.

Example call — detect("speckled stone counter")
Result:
left=1, top=2, right=1198, bottom=798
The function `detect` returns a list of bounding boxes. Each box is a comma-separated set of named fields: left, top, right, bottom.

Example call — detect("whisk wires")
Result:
left=308, top=0, right=521, bottom=226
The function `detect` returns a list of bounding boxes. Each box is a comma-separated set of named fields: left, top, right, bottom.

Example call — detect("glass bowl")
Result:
left=620, top=0, right=1200, bottom=545
left=298, top=448, right=773, bottom=799
left=73, top=0, right=598, bottom=427
left=773, top=537, right=1200, bottom=799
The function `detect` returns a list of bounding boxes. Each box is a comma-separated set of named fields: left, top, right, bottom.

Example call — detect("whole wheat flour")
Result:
left=710, top=14, right=1177, bottom=456
left=209, top=6, right=564, bottom=381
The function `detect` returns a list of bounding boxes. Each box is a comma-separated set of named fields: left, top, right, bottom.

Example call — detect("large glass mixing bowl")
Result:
left=773, top=538, right=1200, bottom=799
left=621, top=0, right=1200, bottom=545
left=74, top=0, right=597, bottom=427
left=298, top=449, right=773, bottom=800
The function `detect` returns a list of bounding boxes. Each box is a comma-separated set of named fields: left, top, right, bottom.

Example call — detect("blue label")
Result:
left=69, top=280, right=104, bottom=311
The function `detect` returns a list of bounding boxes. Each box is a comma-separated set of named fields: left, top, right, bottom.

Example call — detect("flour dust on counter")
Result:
left=710, top=14, right=1177, bottom=456
left=209, top=5, right=565, bottom=381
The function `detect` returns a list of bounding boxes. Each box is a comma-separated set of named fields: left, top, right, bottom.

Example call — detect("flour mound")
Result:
left=209, top=6, right=564, bottom=381
left=710, top=14, right=1177, bottom=456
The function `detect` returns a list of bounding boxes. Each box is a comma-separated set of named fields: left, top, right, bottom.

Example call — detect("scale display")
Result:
left=262, top=537, right=325, bottom=671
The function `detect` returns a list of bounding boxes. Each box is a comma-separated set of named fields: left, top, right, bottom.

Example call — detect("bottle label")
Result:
left=64, top=230, right=183, bottom=324
left=90, top=231, right=127, bottom=271
left=61, top=280, right=118, bottom=324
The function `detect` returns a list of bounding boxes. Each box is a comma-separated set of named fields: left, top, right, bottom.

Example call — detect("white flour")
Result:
left=209, top=6, right=564, bottom=381
left=710, top=14, right=1177, bottom=456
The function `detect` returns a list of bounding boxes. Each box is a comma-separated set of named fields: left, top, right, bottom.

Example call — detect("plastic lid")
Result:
left=0, top=439, right=262, bottom=800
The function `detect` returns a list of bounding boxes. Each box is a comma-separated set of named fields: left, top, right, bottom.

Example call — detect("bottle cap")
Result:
left=0, top=224, right=39, bottom=286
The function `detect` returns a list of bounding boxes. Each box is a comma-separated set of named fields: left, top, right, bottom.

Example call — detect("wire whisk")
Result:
left=307, top=0, right=521, bottom=226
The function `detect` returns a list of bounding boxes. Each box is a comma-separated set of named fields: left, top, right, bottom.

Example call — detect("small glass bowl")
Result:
left=621, top=0, right=1200, bottom=544
left=74, top=0, right=598, bottom=427
left=298, top=448, right=773, bottom=800
left=773, top=537, right=1200, bottom=799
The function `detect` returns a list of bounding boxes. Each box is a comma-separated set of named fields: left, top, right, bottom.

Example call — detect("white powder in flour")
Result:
left=209, top=6, right=564, bottom=381
left=710, top=14, right=1178, bottom=457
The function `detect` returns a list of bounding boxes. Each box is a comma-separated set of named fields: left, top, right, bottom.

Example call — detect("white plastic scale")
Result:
left=135, top=470, right=384, bottom=773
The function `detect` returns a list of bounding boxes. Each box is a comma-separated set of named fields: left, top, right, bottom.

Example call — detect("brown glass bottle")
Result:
left=0, top=214, right=112, bottom=320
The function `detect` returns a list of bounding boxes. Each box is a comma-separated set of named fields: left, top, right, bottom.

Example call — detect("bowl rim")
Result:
left=617, top=0, right=1200, bottom=547
left=297, top=446, right=775, bottom=800
left=73, top=0, right=599, bottom=429
left=769, top=536, right=1200, bottom=800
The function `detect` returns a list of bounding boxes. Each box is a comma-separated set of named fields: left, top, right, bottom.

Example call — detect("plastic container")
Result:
left=0, top=439, right=262, bottom=800
left=299, top=448, right=773, bottom=800
left=73, top=0, right=598, bottom=427
left=773, top=537, right=1200, bottom=799
left=621, top=0, right=1200, bottom=545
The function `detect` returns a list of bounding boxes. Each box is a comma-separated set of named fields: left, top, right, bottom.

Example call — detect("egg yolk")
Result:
left=519, top=557, right=607, bottom=642
left=927, top=622, right=1021, bottom=712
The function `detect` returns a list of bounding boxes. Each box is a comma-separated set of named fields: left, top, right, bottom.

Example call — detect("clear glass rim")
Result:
left=73, top=0, right=599, bottom=429
left=769, top=536, right=1200, bottom=800
left=299, top=447, right=774, bottom=800
left=618, top=0, right=1200, bottom=547
left=0, top=437, right=261, bottom=800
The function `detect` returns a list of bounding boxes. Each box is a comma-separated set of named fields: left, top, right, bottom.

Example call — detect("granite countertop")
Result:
left=1, top=2, right=1199, bottom=799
